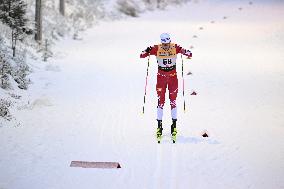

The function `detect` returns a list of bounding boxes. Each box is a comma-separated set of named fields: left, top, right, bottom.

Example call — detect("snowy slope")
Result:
left=1, top=0, right=284, bottom=189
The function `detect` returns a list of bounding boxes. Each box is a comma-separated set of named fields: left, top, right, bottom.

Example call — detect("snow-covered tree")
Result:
left=116, top=0, right=141, bottom=17
left=41, top=39, right=53, bottom=61
left=0, top=0, right=30, bottom=57
left=0, top=53, right=11, bottom=89
left=0, top=23, right=30, bottom=91
left=0, top=98, right=12, bottom=120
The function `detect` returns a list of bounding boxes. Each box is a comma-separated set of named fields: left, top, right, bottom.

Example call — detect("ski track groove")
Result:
left=170, top=146, right=178, bottom=189
left=154, top=145, right=163, bottom=189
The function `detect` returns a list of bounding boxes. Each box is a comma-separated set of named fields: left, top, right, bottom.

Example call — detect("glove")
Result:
left=145, top=46, right=152, bottom=53
left=184, top=49, right=192, bottom=57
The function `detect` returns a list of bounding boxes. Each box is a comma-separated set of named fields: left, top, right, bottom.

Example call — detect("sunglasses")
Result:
left=161, top=38, right=170, bottom=42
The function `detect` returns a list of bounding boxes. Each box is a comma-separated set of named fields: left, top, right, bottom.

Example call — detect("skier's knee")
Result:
left=156, top=87, right=163, bottom=92
left=170, top=100, right=176, bottom=109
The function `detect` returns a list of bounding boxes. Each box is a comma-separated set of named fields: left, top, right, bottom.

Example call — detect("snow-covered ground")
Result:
left=1, top=0, right=284, bottom=189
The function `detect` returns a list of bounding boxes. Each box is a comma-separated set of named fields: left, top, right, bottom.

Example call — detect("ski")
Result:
left=171, top=127, right=177, bottom=143
left=157, top=135, right=162, bottom=143
left=156, top=127, right=163, bottom=143
left=155, top=120, right=177, bottom=143
left=172, top=135, right=176, bottom=143
left=156, top=134, right=176, bottom=143
left=156, top=133, right=177, bottom=144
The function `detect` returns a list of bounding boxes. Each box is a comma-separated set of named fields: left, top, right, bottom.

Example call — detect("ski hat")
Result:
left=160, top=33, right=171, bottom=43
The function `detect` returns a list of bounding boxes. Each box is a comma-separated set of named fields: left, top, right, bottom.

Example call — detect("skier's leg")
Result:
left=171, top=118, right=177, bottom=136
left=171, top=119, right=177, bottom=133
left=157, top=106, right=163, bottom=121
left=169, top=74, right=178, bottom=120
left=156, top=119, right=163, bottom=143
left=157, top=119, right=163, bottom=135
left=169, top=74, right=178, bottom=143
left=156, top=74, right=167, bottom=143
left=156, top=74, right=167, bottom=120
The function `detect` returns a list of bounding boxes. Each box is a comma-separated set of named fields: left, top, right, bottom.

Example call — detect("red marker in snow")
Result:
left=202, top=132, right=209, bottom=137
left=202, top=130, right=209, bottom=137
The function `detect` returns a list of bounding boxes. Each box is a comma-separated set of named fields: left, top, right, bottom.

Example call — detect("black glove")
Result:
left=145, top=46, right=152, bottom=53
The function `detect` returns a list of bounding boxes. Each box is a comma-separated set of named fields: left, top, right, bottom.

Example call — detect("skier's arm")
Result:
left=175, top=44, right=192, bottom=58
left=140, top=45, right=158, bottom=58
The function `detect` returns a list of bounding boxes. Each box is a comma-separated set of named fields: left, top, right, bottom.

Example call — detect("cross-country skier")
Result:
left=140, top=33, right=192, bottom=143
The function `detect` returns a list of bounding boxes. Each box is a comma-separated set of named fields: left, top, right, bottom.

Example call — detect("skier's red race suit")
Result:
left=140, top=43, right=192, bottom=110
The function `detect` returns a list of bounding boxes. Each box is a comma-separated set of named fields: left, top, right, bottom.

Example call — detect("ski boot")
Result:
left=171, top=119, right=177, bottom=143
left=156, top=120, right=163, bottom=143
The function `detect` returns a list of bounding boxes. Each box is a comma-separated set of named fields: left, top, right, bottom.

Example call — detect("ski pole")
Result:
left=181, top=54, right=186, bottom=113
left=142, top=54, right=151, bottom=114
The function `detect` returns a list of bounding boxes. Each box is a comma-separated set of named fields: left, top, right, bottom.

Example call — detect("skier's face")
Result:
left=162, top=42, right=170, bottom=50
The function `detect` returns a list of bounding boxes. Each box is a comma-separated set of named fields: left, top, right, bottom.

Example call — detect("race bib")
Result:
left=156, top=43, right=177, bottom=67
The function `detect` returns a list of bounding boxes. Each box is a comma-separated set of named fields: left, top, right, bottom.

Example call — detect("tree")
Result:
left=0, top=0, right=29, bottom=57
left=0, top=54, right=11, bottom=89
left=35, top=0, right=42, bottom=42
left=60, top=0, right=65, bottom=16
left=42, top=39, right=53, bottom=61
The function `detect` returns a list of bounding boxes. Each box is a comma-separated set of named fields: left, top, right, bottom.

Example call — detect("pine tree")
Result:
left=42, top=39, right=53, bottom=61
left=0, top=0, right=29, bottom=57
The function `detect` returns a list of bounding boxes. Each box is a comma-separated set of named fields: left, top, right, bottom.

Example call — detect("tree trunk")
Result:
left=35, top=0, right=42, bottom=42
left=0, top=57, right=3, bottom=87
left=13, top=35, right=17, bottom=57
left=157, top=0, right=162, bottom=8
left=43, top=39, right=48, bottom=61
left=59, top=0, right=65, bottom=16
left=11, top=30, right=16, bottom=57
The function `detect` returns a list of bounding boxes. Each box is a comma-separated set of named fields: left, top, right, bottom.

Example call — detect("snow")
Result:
left=1, top=0, right=284, bottom=189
